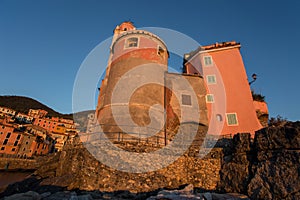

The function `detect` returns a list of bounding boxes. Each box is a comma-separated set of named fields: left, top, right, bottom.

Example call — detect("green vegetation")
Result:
left=251, top=90, right=265, bottom=102
left=269, top=115, right=288, bottom=126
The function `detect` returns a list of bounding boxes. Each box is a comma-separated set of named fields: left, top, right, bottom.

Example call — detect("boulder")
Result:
left=254, top=122, right=300, bottom=151
left=219, top=133, right=252, bottom=194
left=3, top=191, right=40, bottom=200
left=247, top=150, right=300, bottom=200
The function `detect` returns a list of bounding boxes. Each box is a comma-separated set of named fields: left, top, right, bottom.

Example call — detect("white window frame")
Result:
left=124, top=37, right=139, bottom=49
left=205, top=94, right=214, bottom=103
left=203, top=56, right=213, bottom=66
left=206, top=75, right=217, bottom=84
left=226, top=113, right=238, bottom=126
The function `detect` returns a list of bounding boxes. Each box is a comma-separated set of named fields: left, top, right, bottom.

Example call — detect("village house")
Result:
left=184, top=41, right=269, bottom=137
left=0, top=106, right=16, bottom=116
left=0, top=124, right=22, bottom=154
left=15, top=112, right=34, bottom=124
left=0, top=107, right=78, bottom=157
left=28, top=109, right=48, bottom=119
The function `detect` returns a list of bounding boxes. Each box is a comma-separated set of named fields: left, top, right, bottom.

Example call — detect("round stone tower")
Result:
left=96, top=22, right=169, bottom=143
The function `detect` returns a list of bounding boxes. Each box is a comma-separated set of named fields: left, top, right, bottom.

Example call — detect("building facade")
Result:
left=184, top=41, right=268, bottom=137
left=94, top=22, right=208, bottom=145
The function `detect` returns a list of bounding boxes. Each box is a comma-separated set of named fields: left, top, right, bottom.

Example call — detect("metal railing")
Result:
left=80, top=123, right=228, bottom=149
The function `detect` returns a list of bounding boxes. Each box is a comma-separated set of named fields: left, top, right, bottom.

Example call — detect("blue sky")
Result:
left=0, top=0, right=299, bottom=121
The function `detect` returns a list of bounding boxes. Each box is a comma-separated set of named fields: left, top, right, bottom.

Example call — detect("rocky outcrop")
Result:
left=31, top=138, right=223, bottom=193
left=2, top=122, right=299, bottom=199
left=247, top=122, right=300, bottom=200
left=2, top=184, right=250, bottom=200
left=219, top=122, right=300, bottom=200
left=147, top=184, right=250, bottom=200
left=219, top=133, right=252, bottom=194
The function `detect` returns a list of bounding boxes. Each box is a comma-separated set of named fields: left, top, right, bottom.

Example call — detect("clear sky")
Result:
left=0, top=0, right=299, bottom=121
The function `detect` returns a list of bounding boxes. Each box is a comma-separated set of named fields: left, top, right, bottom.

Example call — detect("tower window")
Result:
left=203, top=56, right=213, bottom=66
left=226, top=113, right=238, bottom=126
left=206, top=75, right=216, bottom=84
left=182, top=94, right=192, bottom=106
left=206, top=94, right=214, bottom=103
left=125, top=37, right=138, bottom=48
left=158, top=46, right=165, bottom=56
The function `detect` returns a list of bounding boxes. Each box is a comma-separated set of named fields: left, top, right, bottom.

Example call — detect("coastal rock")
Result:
left=247, top=122, right=300, bottom=200
left=3, top=191, right=40, bottom=200
left=147, top=184, right=250, bottom=200
left=254, top=121, right=300, bottom=151
left=248, top=155, right=300, bottom=200
left=219, top=133, right=252, bottom=194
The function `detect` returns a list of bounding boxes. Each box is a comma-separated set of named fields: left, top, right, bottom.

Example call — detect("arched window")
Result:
left=216, top=114, right=223, bottom=122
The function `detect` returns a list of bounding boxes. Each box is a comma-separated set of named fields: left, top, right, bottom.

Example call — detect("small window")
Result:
left=1, top=147, right=4, bottom=150
left=158, top=46, right=165, bottom=56
left=204, top=56, right=213, bottom=66
left=14, top=141, right=18, bottom=146
left=26, top=141, right=28, bottom=145
left=12, top=148, right=15, bottom=152
left=226, top=113, right=238, bottom=126
left=23, top=148, right=25, bottom=151
left=6, top=132, right=11, bottom=138
left=3, top=139, right=8, bottom=145
left=17, top=134, right=21, bottom=140
left=206, top=94, right=214, bottom=103
left=207, top=75, right=216, bottom=84
left=216, top=114, right=223, bottom=122
left=125, top=37, right=138, bottom=48
left=182, top=94, right=192, bottom=106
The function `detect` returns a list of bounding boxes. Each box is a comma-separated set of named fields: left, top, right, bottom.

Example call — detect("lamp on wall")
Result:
left=249, top=73, right=257, bottom=85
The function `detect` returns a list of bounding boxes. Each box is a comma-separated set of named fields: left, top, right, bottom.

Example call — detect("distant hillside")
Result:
left=0, top=95, right=67, bottom=117
left=0, top=96, right=94, bottom=125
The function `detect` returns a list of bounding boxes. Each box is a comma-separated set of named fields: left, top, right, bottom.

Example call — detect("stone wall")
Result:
left=35, top=137, right=223, bottom=193
left=0, top=157, right=37, bottom=170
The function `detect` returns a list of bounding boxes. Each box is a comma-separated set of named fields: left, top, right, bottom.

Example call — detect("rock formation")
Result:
left=220, top=121, right=300, bottom=200
left=1, top=121, right=299, bottom=200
